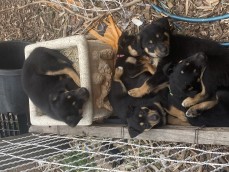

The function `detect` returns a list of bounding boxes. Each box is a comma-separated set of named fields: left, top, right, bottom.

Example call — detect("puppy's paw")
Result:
left=114, top=66, right=123, bottom=80
left=128, top=88, right=143, bottom=97
left=185, top=107, right=200, bottom=118
left=179, top=115, right=188, bottom=122
left=182, top=97, right=196, bottom=108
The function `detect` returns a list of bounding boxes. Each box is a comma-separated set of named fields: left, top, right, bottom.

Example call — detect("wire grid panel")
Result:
left=0, top=113, right=20, bottom=138
left=0, top=133, right=229, bottom=172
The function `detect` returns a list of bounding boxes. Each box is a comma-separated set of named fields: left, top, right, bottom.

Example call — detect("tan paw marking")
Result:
left=182, top=97, right=196, bottom=108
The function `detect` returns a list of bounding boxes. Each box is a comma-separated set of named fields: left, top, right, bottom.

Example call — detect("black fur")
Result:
left=108, top=56, right=164, bottom=138
left=22, top=47, right=89, bottom=127
left=128, top=17, right=229, bottom=98
left=166, top=57, right=229, bottom=127
left=118, top=32, right=143, bottom=57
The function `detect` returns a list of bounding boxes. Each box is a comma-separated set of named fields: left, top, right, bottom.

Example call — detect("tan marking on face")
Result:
left=128, top=45, right=138, bottom=56
left=147, top=110, right=160, bottom=127
left=139, top=114, right=143, bottom=117
left=144, top=47, right=160, bottom=58
left=125, top=56, right=137, bottom=64
left=154, top=102, right=166, bottom=125
left=149, top=40, right=153, bottom=43
left=67, top=95, right=71, bottom=99
left=156, top=34, right=160, bottom=38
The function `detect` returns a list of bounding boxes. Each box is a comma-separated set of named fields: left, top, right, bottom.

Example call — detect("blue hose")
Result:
left=221, top=42, right=229, bottom=46
left=151, top=4, right=229, bottom=23
left=151, top=4, right=229, bottom=46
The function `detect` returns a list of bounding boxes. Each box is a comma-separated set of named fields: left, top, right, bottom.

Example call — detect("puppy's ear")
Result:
left=128, top=126, right=140, bottom=138
left=163, top=62, right=174, bottom=76
left=155, top=17, right=170, bottom=30
left=126, top=106, right=135, bottom=118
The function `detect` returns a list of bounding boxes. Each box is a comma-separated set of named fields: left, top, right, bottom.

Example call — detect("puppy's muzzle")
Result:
left=75, top=87, right=90, bottom=101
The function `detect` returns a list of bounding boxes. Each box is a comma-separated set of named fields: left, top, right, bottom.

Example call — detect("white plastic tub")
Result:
left=25, top=35, right=93, bottom=126
left=25, top=35, right=114, bottom=126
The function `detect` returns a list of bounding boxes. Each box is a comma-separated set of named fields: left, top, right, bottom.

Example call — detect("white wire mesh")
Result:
left=0, top=133, right=228, bottom=172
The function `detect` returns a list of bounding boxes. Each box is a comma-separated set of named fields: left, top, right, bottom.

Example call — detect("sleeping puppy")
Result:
left=117, top=32, right=156, bottom=77
left=180, top=52, right=229, bottom=116
left=22, top=47, right=89, bottom=127
left=118, top=31, right=143, bottom=57
left=128, top=17, right=229, bottom=99
left=108, top=64, right=164, bottom=138
left=167, top=56, right=229, bottom=127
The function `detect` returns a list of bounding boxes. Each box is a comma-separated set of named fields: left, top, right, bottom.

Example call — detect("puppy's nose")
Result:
left=76, top=87, right=90, bottom=100
left=148, top=114, right=159, bottom=121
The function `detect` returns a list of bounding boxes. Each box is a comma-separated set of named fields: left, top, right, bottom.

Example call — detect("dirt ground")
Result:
left=0, top=0, right=228, bottom=43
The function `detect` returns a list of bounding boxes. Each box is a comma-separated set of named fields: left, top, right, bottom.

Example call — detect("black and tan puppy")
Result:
left=108, top=63, right=164, bottom=138
left=118, top=31, right=143, bottom=57
left=22, top=47, right=89, bottom=127
left=128, top=17, right=229, bottom=99
left=117, top=32, right=156, bottom=76
left=167, top=57, right=229, bottom=127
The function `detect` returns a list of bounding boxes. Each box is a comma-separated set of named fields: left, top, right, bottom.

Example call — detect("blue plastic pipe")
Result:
left=151, top=4, right=229, bottom=23
left=151, top=4, right=229, bottom=46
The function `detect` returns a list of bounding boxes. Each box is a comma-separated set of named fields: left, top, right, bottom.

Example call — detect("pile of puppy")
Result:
left=109, top=17, right=229, bottom=138
left=22, top=17, right=229, bottom=138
